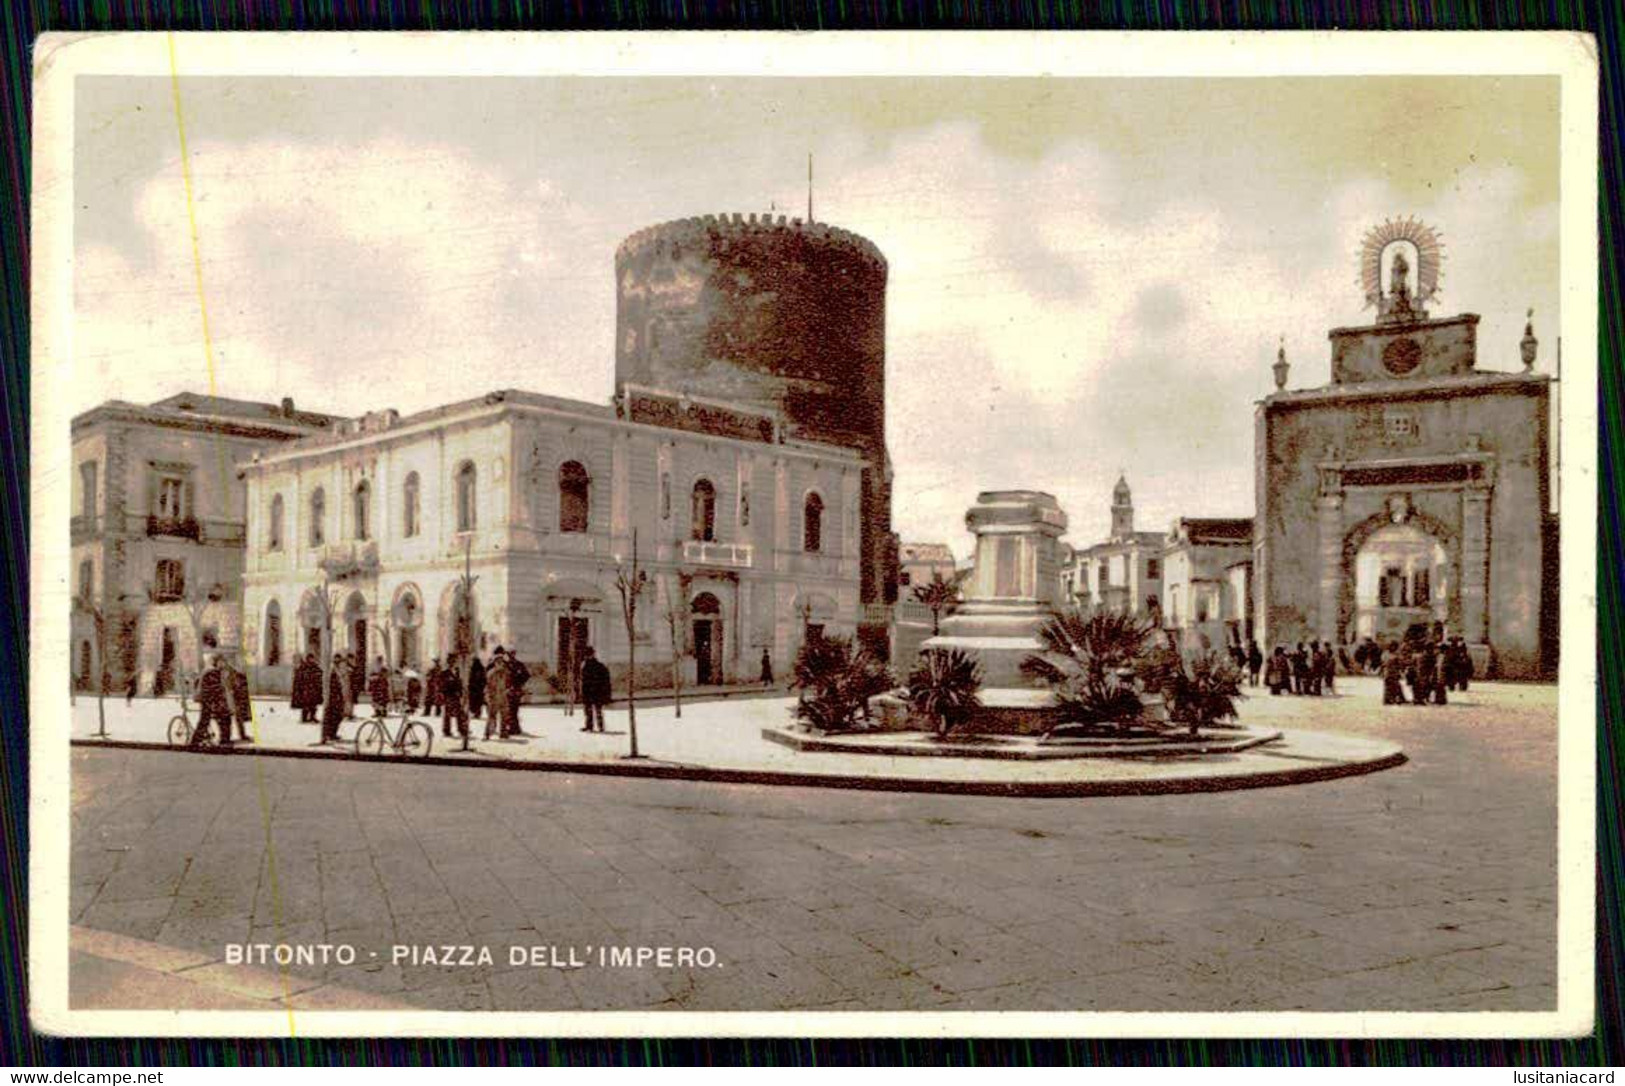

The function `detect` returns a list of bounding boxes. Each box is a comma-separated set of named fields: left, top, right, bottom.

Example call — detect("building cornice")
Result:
left=1258, top=369, right=1551, bottom=411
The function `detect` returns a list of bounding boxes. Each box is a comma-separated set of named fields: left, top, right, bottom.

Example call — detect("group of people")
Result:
left=1262, top=641, right=1341, bottom=696
left=288, top=645, right=549, bottom=744
left=1227, top=642, right=1266, bottom=687
left=189, top=655, right=255, bottom=747
left=1379, top=636, right=1475, bottom=706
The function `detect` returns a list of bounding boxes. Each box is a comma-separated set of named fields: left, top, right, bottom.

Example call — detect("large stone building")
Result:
left=239, top=386, right=866, bottom=694
left=69, top=393, right=337, bottom=694
left=1254, top=228, right=1556, bottom=678
left=236, top=213, right=893, bottom=694
left=1060, top=475, right=1166, bottom=619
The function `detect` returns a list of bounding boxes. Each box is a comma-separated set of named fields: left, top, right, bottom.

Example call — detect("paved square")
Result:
left=66, top=677, right=1559, bottom=1013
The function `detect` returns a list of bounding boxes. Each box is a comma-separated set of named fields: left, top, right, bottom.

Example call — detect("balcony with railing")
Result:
left=147, top=514, right=201, bottom=541
left=681, top=539, right=754, bottom=569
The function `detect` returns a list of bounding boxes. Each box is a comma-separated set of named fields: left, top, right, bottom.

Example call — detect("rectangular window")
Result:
left=1146, top=558, right=1161, bottom=580
left=156, top=476, right=186, bottom=519
left=1413, top=568, right=1431, bottom=606
left=154, top=559, right=186, bottom=601
left=80, top=462, right=98, bottom=522
left=78, top=559, right=93, bottom=601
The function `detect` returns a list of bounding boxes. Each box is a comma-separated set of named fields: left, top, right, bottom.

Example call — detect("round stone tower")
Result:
left=614, top=213, right=896, bottom=648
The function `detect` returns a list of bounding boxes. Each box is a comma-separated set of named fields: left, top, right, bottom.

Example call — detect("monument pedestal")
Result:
left=918, top=491, right=1069, bottom=735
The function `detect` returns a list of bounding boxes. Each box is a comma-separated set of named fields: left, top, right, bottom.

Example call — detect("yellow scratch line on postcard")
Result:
left=167, top=33, right=298, bottom=1039
left=167, top=33, right=219, bottom=396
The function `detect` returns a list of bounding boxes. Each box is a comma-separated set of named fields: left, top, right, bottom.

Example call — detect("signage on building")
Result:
left=624, top=388, right=777, bottom=444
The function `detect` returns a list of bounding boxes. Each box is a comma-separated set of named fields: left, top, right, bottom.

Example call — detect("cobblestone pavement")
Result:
left=67, top=678, right=1559, bottom=1013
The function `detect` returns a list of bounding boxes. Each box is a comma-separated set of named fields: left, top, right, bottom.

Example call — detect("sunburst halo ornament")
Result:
left=1360, top=217, right=1445, bottom=310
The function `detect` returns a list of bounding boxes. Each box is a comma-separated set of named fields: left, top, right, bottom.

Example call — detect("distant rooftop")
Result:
left=1174, top=517, right=1254, bottom=545
left=148, top=392, right=342, bottom=429
left=900, top=542, right=955, bottom=564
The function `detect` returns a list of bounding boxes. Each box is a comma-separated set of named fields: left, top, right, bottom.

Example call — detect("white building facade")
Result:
left=239, top=387, right=865, bottom=695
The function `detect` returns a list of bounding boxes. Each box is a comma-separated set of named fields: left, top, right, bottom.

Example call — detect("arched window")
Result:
left=353, top=480, right=371, bottom=541
left=402, top=472, right=421, bottom=538
left=268, top=494, right=285, bottom=551
left=559, top=461, right=589, bottom=534
left=691, top=478, right=716, bottom=542
left=803, top=492, right=825, bottom=553
left=77, top=558, right=93, bottom=601
left=264, top=600, right=283, bottom=667
left=309, top=487, right=326, bottom=546
left=455, top=462, right=477, bottom=532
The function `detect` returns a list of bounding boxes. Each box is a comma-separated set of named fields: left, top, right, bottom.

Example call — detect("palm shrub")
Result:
left=910, top=571, right=964, bottom=635
left=905, top=648, right=983, bottom=737
left=791, top=635, right=895, bottom=733
left=1164, top=650, right=1245, bottom=736
left=1021, top=607, right=1158, bottom=733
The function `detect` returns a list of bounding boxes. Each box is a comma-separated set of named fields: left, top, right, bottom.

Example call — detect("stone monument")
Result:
left=919, top=491, right=1069, bottom=732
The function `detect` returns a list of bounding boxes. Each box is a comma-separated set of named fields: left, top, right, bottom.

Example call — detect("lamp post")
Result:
left=457, top=535, right=480, bottom=753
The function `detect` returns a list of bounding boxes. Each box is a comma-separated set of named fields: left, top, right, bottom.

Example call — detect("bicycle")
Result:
left=165, top=698, right=217, bottom=748
left=354, top=712, right=433, bottom=759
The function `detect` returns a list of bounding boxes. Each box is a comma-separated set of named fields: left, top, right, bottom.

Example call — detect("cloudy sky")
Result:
left=73, top=75, right=1560, bottom=554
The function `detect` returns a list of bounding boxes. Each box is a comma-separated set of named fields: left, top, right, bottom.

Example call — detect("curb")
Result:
left=70, top=736, right=1408, bottom=798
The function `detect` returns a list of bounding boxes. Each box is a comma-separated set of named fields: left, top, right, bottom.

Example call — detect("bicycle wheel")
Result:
left=355, top=720, right=387, bottom=758
left=167, top=716, right=190, bottom=747
left=400, top=720, right=433, bottom=759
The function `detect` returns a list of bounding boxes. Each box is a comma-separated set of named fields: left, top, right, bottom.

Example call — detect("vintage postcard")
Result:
left=29, top=31, right=1598, bottom=1037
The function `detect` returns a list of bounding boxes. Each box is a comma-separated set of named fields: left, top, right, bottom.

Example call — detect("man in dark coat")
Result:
left=291, top=653, right=323, bottom=723
left=1290, top=643, right=1309, bottom=695
left=1382, top=641, right=1409, bottom=705
left=193, top=657, right=231, bottom=747
left=440, top=655, right=468, bottom=741
left=424, top=659, right=443, bottom=715
left=1246, top=641, right=1263, bottom=687
left=1430, top=641, right=1450, bottom=705
left=226, top=658, right=253, bottom=743
left=467, top=653, right=488, bottom=721
left=1410, top=640, right=1436, bottom=706
left=404, top=670, right=423, bottom=715
left=1265, top=646, right=1291, bottom=695
left=483, top=649, right=510, bottom=740
left=760, top=647, right=774, bottom=685
left=368, top=656, right=392, bottom=718
left=321, top=661, right=347, bottom=744
left=579, top=646, right=611, bottom=733
left=503, top=653, right=531, bottom=738
left=1319, top=642, right=1338, bottom=695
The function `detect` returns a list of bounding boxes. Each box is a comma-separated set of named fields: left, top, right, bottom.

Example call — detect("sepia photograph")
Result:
left=28, top=31, right=1598, bottom=1038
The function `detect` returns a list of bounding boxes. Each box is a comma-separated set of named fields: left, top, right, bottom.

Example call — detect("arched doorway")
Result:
left=391, top=585, right=424, bottom=668
left=342, top=591, right=370, bottom=690
left=1354, top=522, right=1451, bottom=643
left=438, top=581, right=479, bottom=661
left=544, top=579, right=601, bottom=691
left=298, top=588, right=328, bottom=660
left=690, top=592, right=723, bottom=686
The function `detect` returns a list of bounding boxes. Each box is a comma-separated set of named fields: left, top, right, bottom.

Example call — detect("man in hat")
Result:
left=193, top=656, right=231, bottom=748
left=226, top=656, right=253, bottom=743
left=368, top=655, right=392, bottom=718
left=497, top=648, right=530, bottom=738
left=484, top=647, right=510, bottom=741
left=291, top=652, right=323, bottom=723
left=440, top=653, right=468, bottom=742
left=579, top=646, right=611, bottom=733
